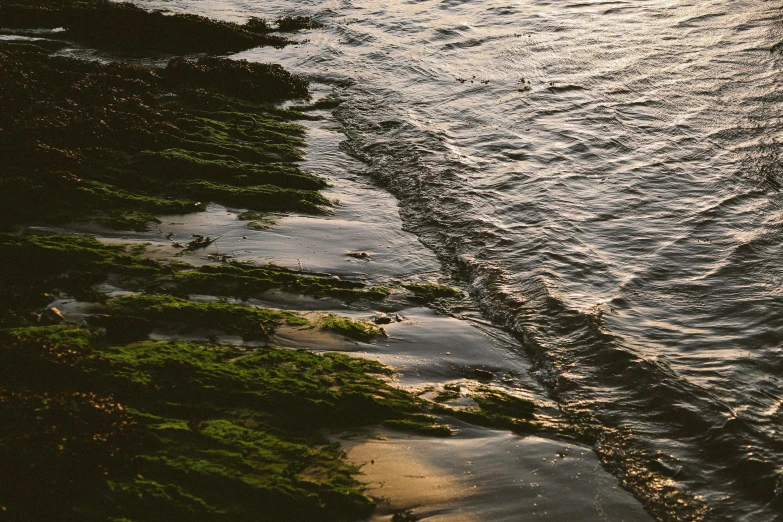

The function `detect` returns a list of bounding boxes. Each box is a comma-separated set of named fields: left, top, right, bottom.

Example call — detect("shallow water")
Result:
left=128, top=0, right=783, bottom=519
left=342, top=425, right=654, bottom=522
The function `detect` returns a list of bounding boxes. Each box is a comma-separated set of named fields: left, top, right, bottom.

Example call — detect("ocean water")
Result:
left=139, top=0, right=783, bottom=519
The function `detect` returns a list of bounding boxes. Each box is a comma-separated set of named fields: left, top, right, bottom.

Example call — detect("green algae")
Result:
left=237, top=211, right=272, bottom=221
left=402, top=283, right=463, bottom=302
left=0, top=231, right=396, bottom=331
left=0, top=231, right=163, bottom=326
left=430, top=387, right=539, bottom=435
left=433, top=389, right=461, bottom=403
left=164, top=56, right=310, bottom=102
left=237, top=211, right=277, bottom=230
left=164, top=262, right=392, bottom=302
left=175, top=181, right=329, bottom=215
left=134, top=149, right=325, bottom=191
left=102, top=294, right=305, bottom=340
left=0, top=321, right=542, bottom=519
left=383, top=419, right=453, bottom=437
left=0, top=45, right=324, bottom=231
left=0, top=323, right=453, bottom=520
left=470, top=388, right=535, bottom=420
left=318, top=314, right=387, bottom=343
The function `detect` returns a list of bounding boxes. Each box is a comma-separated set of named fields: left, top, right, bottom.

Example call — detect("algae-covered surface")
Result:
left=0, top=2, right=583, bottom=520
left=0, top=254, right=540, bottom=520
left=0, top=0, right=291, bottom=53
left=0, top=324, right=403, bottom=520
left=0, top=22, right=325, bottom=231
left=0, top=229, right=544, bottom=520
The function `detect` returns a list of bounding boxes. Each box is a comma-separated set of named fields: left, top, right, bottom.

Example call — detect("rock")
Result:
left=395, top=313, right=404, bottom=322
left=87, top=314, right=153, bottom=343
left=372, top=313, right=393, bottom=325
left=39, top=307, right=66, bottom=325
left=472, top=368, right=494, bottom=380
left=187, top=419, right=210, bottom=433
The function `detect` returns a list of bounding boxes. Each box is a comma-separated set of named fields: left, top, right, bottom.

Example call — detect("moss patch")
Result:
left=0, top=231, right=162, bottom=326
left=402, top=283, right=463, bottom=302
left=101, top=294, right=306, bottom=341
left=0, top=325, right=440, bottom=520
left=163, top=262, right=392, bottom=302
left=0, top=320, right=539, bottom=520
left=317, top=314, right=387, bottom=343
left=0, top=231, right=397, bottom=329
left=0, top=45, right=324, bottom=231
left=434, top=389, right=461, bottom=403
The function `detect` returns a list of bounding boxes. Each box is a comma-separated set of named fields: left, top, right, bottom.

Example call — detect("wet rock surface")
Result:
left=0, top=43, right=325, bottom=230
left=0, top=0, right=290, bottom=53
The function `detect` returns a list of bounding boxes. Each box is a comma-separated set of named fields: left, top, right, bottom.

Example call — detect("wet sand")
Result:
left=341, top=424, right=653, bottom=522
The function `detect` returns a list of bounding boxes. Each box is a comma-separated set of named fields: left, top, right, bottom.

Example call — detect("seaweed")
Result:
left=164, top=262, right=392, bottom=302
left=0, top=314, right=540, bottom=520
left=0, top=231, right=163, bottom=326
left=317, top=314, right=387, bottom=343
left=0, top=46, right=324, bottom=230
left=101, top=294, right=305, bottom=340
left=0, top=326, right=410, bottom=520
left=402, top=283, right=463, bottom=302
left=0, top=0, right=290, bottom=53
left=433, top=389, right=461, bottom=402
left=470, top=388, right=535, bottom=420
left=0, top=232, right=395, bottom=329
left=0, top=324, right=450, bottom=520
left=164, top=56, right=310, bottom=102
left=275, top=16, right=323, bottom=32
left=383, top=419, right=453, bottom=437
left=291, top=98, right=344, bottom=112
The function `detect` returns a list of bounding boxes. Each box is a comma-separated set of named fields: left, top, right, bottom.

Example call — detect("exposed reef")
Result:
left=0, top=229, right=537, bottom=520
left=0, top=3, right=537, bottom=521
left=0, top=0, right=290, bottom=53
left=0, top=44, right=327, bottom=230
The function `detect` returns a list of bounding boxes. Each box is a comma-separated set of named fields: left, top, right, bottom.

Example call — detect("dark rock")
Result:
left=276, top=15, right=323, bottom=32
left=473, top=368, right=494, bottom=380
left=0, top=1, right=289, bottom=54
left=373, top=313, right=393, bottom=325
left=87, top=314, right=152, bottom=343
left=39, top=306, right=66, bottom=325
left=164, top=56, right=309, bottom=102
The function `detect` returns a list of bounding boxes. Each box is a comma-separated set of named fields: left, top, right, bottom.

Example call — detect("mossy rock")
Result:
left=0, top=47, right=322, bottom=231
left=402, top=283, right=463, bottom=302
left=0, top=0, right=290, bottom=53
left=318, top=314, right=387, bottom=343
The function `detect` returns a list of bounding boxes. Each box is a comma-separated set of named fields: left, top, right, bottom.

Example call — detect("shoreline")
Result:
left=0, top=2, right=654, bottom=520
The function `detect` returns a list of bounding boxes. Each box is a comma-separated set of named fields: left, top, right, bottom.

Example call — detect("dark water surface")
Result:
left=140, top=0, right=783, bottom=519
